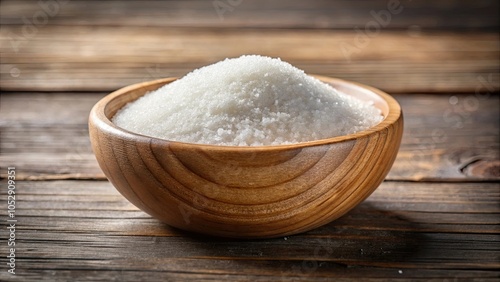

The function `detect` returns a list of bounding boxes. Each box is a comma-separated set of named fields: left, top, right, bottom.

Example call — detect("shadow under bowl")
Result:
left=88, top=75, right=403, bottom=239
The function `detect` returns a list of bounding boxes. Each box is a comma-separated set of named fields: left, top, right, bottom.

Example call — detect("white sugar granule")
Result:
left=113, top=55, right=383, bottom=146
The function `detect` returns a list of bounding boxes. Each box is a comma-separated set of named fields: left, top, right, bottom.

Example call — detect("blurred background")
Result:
left=1, top=0, right=498, bottom=94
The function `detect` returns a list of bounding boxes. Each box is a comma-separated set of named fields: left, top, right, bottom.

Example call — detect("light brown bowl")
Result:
left=89, top=76, right=403, bottom=239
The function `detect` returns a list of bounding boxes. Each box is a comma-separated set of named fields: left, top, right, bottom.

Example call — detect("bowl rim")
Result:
left=90, top=75, right=402, bottom=151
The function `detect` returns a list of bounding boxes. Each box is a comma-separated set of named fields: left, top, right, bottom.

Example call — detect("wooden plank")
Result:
left=6, top=269, right=500, bottom=282
left=10, top=180, right=500, bottom=224
left=0, top=92, right=100, bottom=125
left=392, top=94, right=500, bottom=181
left=1, top=26, right=498, bottom=93
left=1, top=0, right=498, bottom=29
left=0, top=180, right=498, bottom=281
left=1, top=93, right=498, bottom=181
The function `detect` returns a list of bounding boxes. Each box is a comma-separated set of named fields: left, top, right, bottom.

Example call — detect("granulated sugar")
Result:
left=113, top=55, right=382, bottom=146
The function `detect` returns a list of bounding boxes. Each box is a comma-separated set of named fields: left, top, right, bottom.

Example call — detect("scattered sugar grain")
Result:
left=113, top=55, right=383, bottom=146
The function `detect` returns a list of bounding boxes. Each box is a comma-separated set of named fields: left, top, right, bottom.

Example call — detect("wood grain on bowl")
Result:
left=88, top=77, right=403, bottom=238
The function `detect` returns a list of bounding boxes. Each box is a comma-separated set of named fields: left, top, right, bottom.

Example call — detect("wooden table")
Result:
left=1, top=1, right=499, bottom=281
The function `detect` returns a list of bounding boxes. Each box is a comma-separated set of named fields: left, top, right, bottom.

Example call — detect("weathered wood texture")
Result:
left=1, top=0, right=498, bottom=29
left=0, top=180, right=498, bottom=281
left=0, top=0, right=499, bottom=280
left=1, top=92, right=498, bottom=181
left=1, top=26, right=498, bottom=93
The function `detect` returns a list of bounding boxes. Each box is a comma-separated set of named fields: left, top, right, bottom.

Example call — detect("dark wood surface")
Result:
left=0, top=0, right=499, bottom=281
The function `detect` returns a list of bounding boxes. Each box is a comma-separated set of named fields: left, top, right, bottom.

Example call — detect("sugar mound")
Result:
left=113, top=55, right=382, bottom=146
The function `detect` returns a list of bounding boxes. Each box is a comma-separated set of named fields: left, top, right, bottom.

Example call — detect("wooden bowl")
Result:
left=89, top=76, right=403, bottom=239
